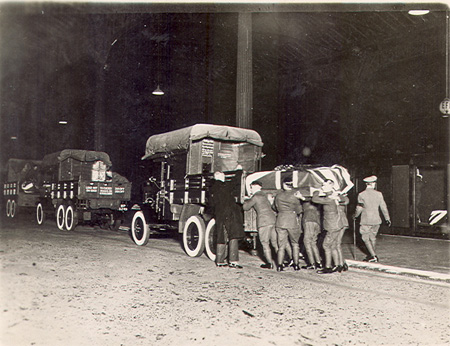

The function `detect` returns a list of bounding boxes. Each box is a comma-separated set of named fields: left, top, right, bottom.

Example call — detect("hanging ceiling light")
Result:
left=440, top=98, right=450, bottom=117
left=152, top=84, right=164, bottom=96
left=152, top=20, right=165, bottom=97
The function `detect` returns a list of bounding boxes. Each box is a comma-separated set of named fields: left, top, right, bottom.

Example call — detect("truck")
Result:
left=36, top=149, right=131, bottom=231
left=130, top=124, right=264, bottom=260
left=3, top=158, right=42, bottom=219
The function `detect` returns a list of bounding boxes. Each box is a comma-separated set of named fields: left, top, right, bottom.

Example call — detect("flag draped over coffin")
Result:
left=245, top=164, right=354, bottom=196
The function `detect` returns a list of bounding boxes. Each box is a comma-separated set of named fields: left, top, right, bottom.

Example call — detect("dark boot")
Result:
left=276, top=265, right=284, bottom=272
left=317, top=267, right=334, bottom=274
left=260, top=263, right=274, bottom=269
left=333, top=265, right=343, bottom=273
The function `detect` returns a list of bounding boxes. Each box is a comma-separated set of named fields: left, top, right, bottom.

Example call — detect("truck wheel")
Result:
left=56, top=204, right=66, bottom=231
left=182, top=215, right=206, bottom=257
left=6, top=199, right=11, bottom=218
left=10, top=200, right=16, bottom=218
left=65, top=205, right=78, bottom=231
left=205, top=218, right=217, bottom=261
left=36, top=202, right=45, bottom=225
left=131, top=211, right=149, bottom=246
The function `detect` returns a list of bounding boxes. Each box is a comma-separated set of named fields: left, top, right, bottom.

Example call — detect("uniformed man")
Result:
left=272, top=177, right=303, bottom=271
left=312, top=179, right=341, bottom=274
left=353, top=175, right=391, bottom=263
left=300, top=199, right=323, bottom=270
left=243, top=181, right=277, bottom=269
left=336, top=193, right=350, bottom=272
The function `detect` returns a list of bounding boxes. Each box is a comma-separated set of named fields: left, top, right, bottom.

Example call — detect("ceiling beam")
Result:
left=1, top=2, right=447, bottom=15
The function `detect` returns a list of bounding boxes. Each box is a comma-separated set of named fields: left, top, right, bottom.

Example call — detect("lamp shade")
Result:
left=439, top=98, right=450, bottom=115
left=152, top=85, right=164, bottom=96
left=408, top=10, right=430, bottom=16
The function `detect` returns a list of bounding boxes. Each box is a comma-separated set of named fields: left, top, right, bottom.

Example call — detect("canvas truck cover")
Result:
left=142, top=124, right=263, bottom=160
left=245, top=164, right=354, bottom=197
left=4, top=158, right=42, bottom=182
left=40, top=149, right=112, bottom=168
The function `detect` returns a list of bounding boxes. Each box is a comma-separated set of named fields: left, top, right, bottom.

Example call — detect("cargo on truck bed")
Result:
left=36, top=149, right=131, bottom=231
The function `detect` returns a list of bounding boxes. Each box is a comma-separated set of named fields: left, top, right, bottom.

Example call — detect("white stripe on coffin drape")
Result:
left=307, top=165, right=354, bottom=194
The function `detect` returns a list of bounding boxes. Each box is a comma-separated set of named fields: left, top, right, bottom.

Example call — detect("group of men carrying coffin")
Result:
left=211, top=171, right=390, bottom=272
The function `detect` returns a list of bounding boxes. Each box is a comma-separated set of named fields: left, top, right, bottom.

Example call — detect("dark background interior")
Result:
left=1, top=3, right=448, bottom=185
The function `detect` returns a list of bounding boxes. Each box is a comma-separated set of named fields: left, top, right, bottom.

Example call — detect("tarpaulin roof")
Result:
left=142, top=124, right=263, bottom=160
left=41, top=149, right=112, bottom=168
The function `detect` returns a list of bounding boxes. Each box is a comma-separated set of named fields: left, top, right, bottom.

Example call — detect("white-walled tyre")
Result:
left=65, top=205, right=77, bottom=231
left=205, top=218, right=217, bottom=261
left=6, top=199, right=11, bottom=218
left=56, top=204, right=66, bottom=231
left=36, top=202, right=45, bottom=225
left=182, top=215, right=206, bottom=257
left=131, top=211, right=149, bottom=246
left=10, top=200, right=16, bottom=218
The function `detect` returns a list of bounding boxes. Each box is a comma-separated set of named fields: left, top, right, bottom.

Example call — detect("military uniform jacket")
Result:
left=338, top=195, right=349, bottom=229
left=302, top=200, right=320, bottom=225
left=243, top=190, right=276, bottom=228
left=312, top=191, right=340, bottom=231
left=272, top=190, right=302, bottom=229
left=354, top=187, right=390, bottom=225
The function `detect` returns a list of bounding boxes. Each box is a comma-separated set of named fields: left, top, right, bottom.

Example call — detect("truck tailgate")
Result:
left=78, top=181, right=131, bottom=200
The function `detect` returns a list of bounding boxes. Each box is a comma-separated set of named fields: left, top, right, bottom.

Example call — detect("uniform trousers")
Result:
left=303, top=222, right=320, bottom=246
left=258, top=224, right=278, bottom=249
left=322, top=229, right=340, bottom=251
left=216, top=225, right=240, bottom=264
left=258, top=224, right=277, bottom=264
left=336, top=226, right=348, bottom=248
left=359, top=224, right=380, bottom=243
left=276, top=226, right=301, bottom=249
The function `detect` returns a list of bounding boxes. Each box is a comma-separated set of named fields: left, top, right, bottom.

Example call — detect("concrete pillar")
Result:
left=447, top=163, right=450, bottom=233
left=236, top=12, right=253, bottom=129
left=446, top=11, right=450, bottom=233
left=94, top=67, right=106, bottom=152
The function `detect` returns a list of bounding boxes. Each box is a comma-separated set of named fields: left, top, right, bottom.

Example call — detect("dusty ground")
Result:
left=1, top=215, right=449, bottom=346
